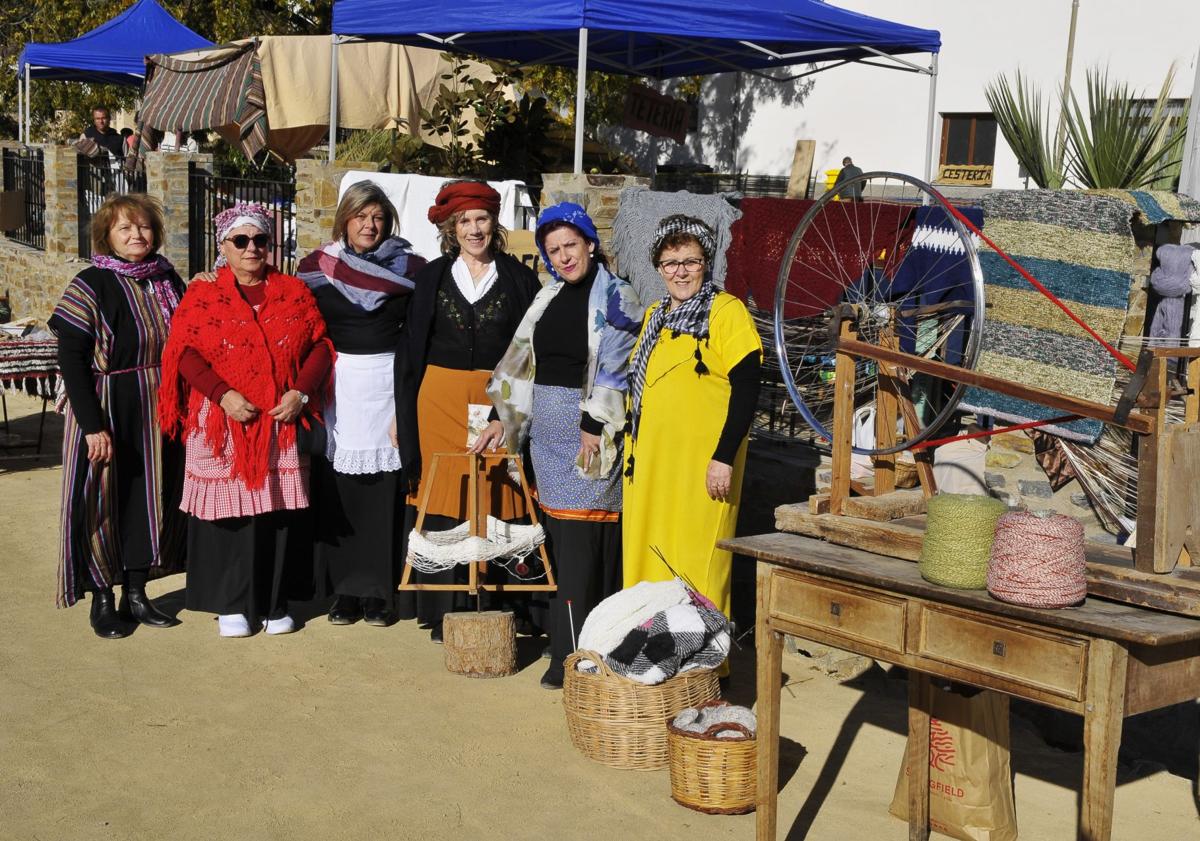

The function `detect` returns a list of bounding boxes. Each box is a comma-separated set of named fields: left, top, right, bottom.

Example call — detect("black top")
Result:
left=427, top=275, right=520, bottom=370
left=533, top=264, right=596, bottom=389
left=713, top=351, right=761, bottom=465
left=53, top=266, right=186, bottom=435
left=84, top=125, right=126, bottom=159
left=313, top=285, right=409, bottom=354
left=394, top=252, right=540, bottom=485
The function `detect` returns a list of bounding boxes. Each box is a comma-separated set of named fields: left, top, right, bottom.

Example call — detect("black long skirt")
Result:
left=185, top=510, right=312, bottom=623
left=312, top=457, right=405, bottom=602
left=542, top=514, right=622, bottom=670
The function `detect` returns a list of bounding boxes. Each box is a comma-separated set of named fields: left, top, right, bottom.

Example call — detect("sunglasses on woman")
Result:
left=225, top=233, right=270, bottom=250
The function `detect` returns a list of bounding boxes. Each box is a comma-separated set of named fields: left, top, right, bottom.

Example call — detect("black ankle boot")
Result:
left=119, top=584, right=180, bottom=628
left=90, top=589, right=131, bottom=639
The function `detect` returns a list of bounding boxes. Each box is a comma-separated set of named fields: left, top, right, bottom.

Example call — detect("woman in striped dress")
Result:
left=50, top=194, right=187, bottom=638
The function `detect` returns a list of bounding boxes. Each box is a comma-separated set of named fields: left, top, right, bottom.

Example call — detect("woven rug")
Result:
left=725, top=197, right=913, bottom=318
left=610, top=187, right=741, bottom=306
left=1090, top=190, right=1200, bottom=225
left=0, top=338, right=59, bottom=398
left=959, top=190, right=1144, bottom=444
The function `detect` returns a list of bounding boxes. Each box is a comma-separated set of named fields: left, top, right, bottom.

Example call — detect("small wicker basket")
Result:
left=667, top=701, right=757, bottom=814
left=562, top=650, right=720, bottom=771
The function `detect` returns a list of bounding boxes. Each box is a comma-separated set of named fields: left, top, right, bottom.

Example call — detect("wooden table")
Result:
left=723, top=532, right=1200, bottom=841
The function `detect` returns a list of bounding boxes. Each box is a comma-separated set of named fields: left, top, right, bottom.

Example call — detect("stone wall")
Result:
left=0, top=145, right=210, bottom=321
left=294, top=159, right=380, bottom=255
left=539, top=173, right=650, bottom=276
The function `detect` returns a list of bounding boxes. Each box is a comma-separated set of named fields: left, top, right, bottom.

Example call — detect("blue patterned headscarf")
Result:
left=535, top=202, right=600, bottom=281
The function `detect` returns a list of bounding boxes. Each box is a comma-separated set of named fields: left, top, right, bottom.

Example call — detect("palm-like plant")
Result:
left=985, top=70, right=1066, bottom=189
left=1062, top=65, right=1187, bottom=189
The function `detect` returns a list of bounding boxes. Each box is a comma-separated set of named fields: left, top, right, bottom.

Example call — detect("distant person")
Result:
left=833, top=156, right=864, bottom=201
left=83, top=107, right=126, bottom=159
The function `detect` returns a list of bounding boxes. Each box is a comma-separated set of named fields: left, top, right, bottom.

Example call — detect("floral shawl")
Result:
left=487, top=263, right=643, bottom=479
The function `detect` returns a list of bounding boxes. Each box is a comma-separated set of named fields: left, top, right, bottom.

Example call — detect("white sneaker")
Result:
left=262, top=614, right=296, bottom=635
left=218, top=614, right=252, bottom=637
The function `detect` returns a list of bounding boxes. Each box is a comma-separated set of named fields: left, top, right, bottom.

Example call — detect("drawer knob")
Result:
left=830, top=601, right=842, bottom=618
left=992, top=640, right=1006, bottom=657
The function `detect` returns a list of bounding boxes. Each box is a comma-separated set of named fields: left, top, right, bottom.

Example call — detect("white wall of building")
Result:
left=608, top=1, right=1199, bottom=190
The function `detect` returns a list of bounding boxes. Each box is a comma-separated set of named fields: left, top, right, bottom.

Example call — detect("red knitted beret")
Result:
left=427, top=181, right=501, bottom=225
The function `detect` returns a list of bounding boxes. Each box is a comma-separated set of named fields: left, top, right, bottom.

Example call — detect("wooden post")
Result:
left=755, top=562, right=784, bottom=841
left=1080, top=639, right=1128, bottom=841
left=873, top=328, right=900, bottom=495
left=906, top=672, right=932, bottom=841
left=829, top=317, right=858, bottom=515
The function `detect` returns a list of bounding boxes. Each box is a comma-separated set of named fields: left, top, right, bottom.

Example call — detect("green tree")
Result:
left=1, top=0, right=331, bottom=141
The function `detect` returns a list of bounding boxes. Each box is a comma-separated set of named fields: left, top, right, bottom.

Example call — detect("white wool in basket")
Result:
left=577, top=578, right=690, bottom=657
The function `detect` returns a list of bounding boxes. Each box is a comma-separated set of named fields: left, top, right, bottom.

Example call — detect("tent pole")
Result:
left=328, top=35, right=340, bottom=164
left=923, top=52, right=939, bottom=183
left=17, top=69, right=23, bottom=145
left=25, top=65, right=31, bottom=145
left=573, top=27, right=588, bottom=175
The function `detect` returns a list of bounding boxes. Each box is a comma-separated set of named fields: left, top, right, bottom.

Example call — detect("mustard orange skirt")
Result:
left=407, top=364, right=527, bottom=521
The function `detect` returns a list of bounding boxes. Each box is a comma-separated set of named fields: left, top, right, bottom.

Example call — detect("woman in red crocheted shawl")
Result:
left=160, top=203, right=333, bottom=638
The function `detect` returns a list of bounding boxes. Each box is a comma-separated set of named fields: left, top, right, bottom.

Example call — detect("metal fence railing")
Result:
left=2, top=147, right=46, bottom=250
left=188, top=162, right=297, bottom=277
left=652, top=172, right=792, bottom=198
left=77, top=155, right=148, bottom=259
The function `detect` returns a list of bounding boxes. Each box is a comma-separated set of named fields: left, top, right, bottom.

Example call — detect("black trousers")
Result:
left=313, top=459, right=405, bottom=601
left=542, top=513, right=622, bottom=671
left=185, top=510, right=312, bottom=623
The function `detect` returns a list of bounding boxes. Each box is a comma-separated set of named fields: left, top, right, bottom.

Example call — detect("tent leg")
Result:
left=25, top=66, right=31, bottom=145
left=573, top=27, right=588, bottom=175
left=923, top=53, right=939, bottom=183
left=17, top=71, right=22, bottom=145
left=328, top=35, right=340, bottom=164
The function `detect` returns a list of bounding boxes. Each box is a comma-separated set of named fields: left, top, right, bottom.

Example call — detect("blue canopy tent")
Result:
left=15, top=0, right=213, bottom=142
left=330, top=0, right=941, bottom=173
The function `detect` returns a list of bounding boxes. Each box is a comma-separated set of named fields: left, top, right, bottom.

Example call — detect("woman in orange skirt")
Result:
left=393, top=180, right=540, bottom=640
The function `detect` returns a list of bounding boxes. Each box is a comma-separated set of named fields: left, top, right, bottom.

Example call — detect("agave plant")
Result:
left=985, top=70, right=1066, bottom=189
left=1061, top=65, right=1187, bottom=189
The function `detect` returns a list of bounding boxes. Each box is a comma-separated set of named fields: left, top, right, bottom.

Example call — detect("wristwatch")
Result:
left=294, top=390, right=309, bottom=406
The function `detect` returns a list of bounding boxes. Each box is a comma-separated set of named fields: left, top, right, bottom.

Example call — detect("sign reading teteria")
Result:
left=622, top=84, right=690, bottom=143
left=935, top=164, right=994, bottom=187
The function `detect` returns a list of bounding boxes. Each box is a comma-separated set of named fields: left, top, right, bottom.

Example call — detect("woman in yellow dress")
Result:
left=622, top=215, right=762, bottom=621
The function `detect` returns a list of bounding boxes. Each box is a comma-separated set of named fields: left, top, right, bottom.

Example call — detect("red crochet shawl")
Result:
left=159, top=267, right=333, bottom=489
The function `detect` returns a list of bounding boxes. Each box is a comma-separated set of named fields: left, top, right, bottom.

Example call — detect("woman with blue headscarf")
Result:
left=481, top=202, right=643, bottom=688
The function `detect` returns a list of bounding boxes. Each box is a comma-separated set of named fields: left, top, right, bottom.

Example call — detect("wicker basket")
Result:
left=562, top=650, right=720, bottom=771
left=667, top=701, right=757, bottom=814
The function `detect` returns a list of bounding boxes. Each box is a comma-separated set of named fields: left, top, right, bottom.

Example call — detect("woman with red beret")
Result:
left=394, top=179, right=541, bottom=641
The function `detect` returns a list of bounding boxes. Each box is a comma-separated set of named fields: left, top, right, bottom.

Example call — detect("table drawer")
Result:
left=770, top=572, right=906, bottom=654
left=916, top=606, right=1087, bottom=700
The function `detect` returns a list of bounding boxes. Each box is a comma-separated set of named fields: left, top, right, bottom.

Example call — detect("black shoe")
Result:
left=363, top=597, right=393, bottom=627
left=328, top=594, right=363, bottom=625
left=90, top=589, right=131, bottom=639
left=539, top=665, right=564, bottom=690
left=430, top=623, right=444, bottom=644
left=119, top=584, right=180, bottom=628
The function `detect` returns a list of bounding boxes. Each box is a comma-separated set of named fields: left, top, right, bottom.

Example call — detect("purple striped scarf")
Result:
left=91, top=253, right=181, bottom=328
left=297, top=237, right=424, bottom=311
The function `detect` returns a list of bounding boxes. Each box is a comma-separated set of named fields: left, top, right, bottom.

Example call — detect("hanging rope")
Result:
left=987, top=511, right=1087, bottom=608
left=406, top=516, right=545, bottom=574
left=919, top=493, right=1008, bottom=589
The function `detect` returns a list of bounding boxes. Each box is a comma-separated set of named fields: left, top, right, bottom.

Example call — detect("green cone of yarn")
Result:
left=919, top=493, right=1009, bottom=589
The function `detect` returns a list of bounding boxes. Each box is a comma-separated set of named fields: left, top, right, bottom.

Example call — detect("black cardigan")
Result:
left=393, top=251, right=540, bottom=488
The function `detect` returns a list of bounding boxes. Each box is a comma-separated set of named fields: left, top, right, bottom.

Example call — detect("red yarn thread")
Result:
left=987, top=511, right=1087, bottom=608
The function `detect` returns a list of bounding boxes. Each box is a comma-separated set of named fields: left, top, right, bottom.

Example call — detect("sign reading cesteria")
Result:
left=622, top=84, right=690, bottom=143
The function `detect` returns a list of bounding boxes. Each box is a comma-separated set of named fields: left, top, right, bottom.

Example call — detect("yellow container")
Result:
left=824, top=169, right=842, bottom=201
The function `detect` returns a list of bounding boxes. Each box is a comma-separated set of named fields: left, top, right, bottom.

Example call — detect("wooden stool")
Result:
left=443, top=610, right=517, bottom=678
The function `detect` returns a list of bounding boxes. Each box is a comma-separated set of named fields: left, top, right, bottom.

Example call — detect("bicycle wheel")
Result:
left=772, top=172, right=984, bottom=456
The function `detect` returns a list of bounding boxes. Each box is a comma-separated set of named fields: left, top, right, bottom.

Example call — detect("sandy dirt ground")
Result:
left=1, top=392, right=1197, bottom=841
